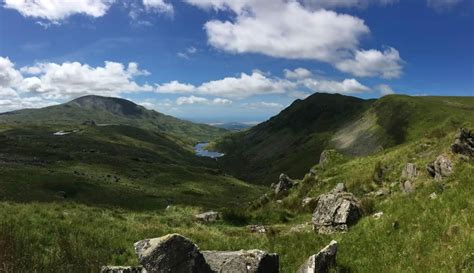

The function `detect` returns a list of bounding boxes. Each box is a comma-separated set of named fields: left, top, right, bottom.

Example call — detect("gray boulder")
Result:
left=134, top=234, right=212, bottom=273
left=202, top=250, right=279, bottom=273
left=427, top=155, right=453, bottom=180
left=195, top=211, right=220, bottom=223
left=401, top=163, right=417, bottom=181
left=302, top=197, right=317, bottom=211
left=273, top=173, right=294, bottom=196
left=297, top=240, right=337, bottom=273
left=451, top=128, right=474, bottom=158
left=312, top=184, right=362, bottom=234
left=100, top=266, right=146, bottom=273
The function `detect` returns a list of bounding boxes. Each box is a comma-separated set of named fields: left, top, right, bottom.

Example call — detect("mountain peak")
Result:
left=67, top=95, right=145, bottom=116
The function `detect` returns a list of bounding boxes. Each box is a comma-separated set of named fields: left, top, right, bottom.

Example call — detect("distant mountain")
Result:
left=213, top=93, right=474, bottom=184
left=0, top=95, right=227, bottom=143
left=210, top=122, right=257, bottom=131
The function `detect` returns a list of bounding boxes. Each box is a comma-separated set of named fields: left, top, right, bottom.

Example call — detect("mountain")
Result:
left=0, top=95, right=227, bottom=143
left=210, top=122, right=257, bottom=131
left=212, top=93, right=474, bottom=184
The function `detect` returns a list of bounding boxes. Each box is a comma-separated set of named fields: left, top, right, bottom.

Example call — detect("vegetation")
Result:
left=0, top=94, right=473, bottom=272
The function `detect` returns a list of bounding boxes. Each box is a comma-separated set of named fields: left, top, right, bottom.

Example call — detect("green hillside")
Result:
left=0, top=95, right=227, bottom=143
left=212, top=94, right=474, bottom=185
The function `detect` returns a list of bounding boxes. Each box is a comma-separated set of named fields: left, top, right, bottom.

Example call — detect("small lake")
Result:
left=194, top=143, right=224, bottom=158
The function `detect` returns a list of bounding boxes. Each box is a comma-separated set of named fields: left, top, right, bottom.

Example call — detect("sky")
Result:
left=0, top=0, right=473, bottom=123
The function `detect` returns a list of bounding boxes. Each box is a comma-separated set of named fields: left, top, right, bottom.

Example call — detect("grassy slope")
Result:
left=213, top=94, right=474, bottom=185
left=0, top=95, right=227, bottom=143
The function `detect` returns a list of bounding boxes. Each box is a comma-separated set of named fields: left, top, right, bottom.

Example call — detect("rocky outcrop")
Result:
left=427, top=155, right=453, bottom=180
left=271, top=173, right=294, bottom=196
left=451, top=128, right=474, bottom=158
left=134, top=234, right=212, bottom=273
left=312, top=184, right=362, bottom=234
left=319, top=150, right=342, bottom=168
left=202, top=250, right=279, bottom=273
left=194, top=211, right=220, bottom=223
left=100, top=266, right=146, bottom=273
left=248, top=225, right=267, bottom=233
left=297, top=240, right=337, bottom=273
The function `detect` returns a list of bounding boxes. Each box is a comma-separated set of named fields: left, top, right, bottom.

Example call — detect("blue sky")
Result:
left=0, top=0, right=473, bottom=123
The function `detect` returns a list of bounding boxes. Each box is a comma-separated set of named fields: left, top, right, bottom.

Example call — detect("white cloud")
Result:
left=186, top=0, right=403, bottom=78
left=176, top=95, right=232, bottom=105
left=284, top=68, right=313, bottom=80
left=241, top=101, right=285, bottom=110
left=335, top=47, right=403, bottom=79
left=142, top=0, right=174, bottom=15
left=302, top=78, right=371, bottom=93
left=427, top=0, right=464, bottom=11
left=177, top=46, right=198, bottom=59
left=18, top=61, right=152, bottom=99
left=376, top=84, right=395, bottom=96
left=156, top=80, right=196, bottom=93
left=0, top=57, right=23, bottom=89
left=3, top=0, right=114, bottom=22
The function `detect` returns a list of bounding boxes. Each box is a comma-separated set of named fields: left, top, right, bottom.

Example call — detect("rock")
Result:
left=274, top=173, right=294, bottom=196
left=57, top=191, right=67, bottom=199
left=401, top=180, right=414, bottom=194
left=427, top=155, right=453, bottom=180
left=100, top=266, right=146, bottom=273
left=202, top=250, right=279, bottom=273
left=195, top=211, right=220, bottom=223
left=429, top=192, right=438, bottom=200
left=401, top=163, right=417, bottom=181
left=451, top=128, right=474, bottom=158
left=373, top=212, right=384, bottom=219
left=302, top=197, right=317, bottom=210
left=373, top=161, right=389, bottom=184
left=276, top=200, right=283, bottom=204
left=319, top=150, right=342, bottom=168
left=165, top=205, right=173, bottom=211
left=290, top=223, right=311, bottom=233
left=248, top=225, right=267, bottom=233
left=374, top=188, right=390, bottom=197
left=134, top=234, right=212, bottom=273
left=332, top=183, right=346, bottom=193
left=312, top=185, right=363, bottom=234
left=297, top=240, right=337, bottom=273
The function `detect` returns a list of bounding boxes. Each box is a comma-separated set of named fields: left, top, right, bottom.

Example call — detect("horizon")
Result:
left=1, top=0, right=473, bottom=123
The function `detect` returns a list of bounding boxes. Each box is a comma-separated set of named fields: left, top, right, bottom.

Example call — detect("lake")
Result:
left=194, top=143, right=224, bottom=158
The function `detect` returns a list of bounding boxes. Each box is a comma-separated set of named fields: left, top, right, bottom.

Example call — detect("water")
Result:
left=194, top=143, right=224, bottom=158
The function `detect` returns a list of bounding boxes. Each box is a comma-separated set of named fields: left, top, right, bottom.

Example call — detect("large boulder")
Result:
left=297, top=240, right=338, bottom=273
left=451, top=128, right=474, bottom=158
left=100, top=266, right=146, bottom=273
left=194, top=211, right=220, bottom=223
left=312, top=184, right=363, bottom=234
left=272, top=173, right=294, bottom=196
left=427, top=155, right=453, bottom=180
left=202, top=250, right=279, bottom=273
left=134, top=234, right=212, bottom=273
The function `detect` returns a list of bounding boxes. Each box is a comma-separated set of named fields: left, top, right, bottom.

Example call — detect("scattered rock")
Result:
left=401, top=163, right=417, bottom=181
left=273, top=173, right=294, bottom=196
left=373, top=161, right=389, bottom=184
left=202, top=250, right=279, bottom=273
left=372, top=212, right=384, bottom=219
left=134, top=234, right=212, bottom=273
left=290, top=223, right=311, bottom=233
left=194, top=211, right=220, bottom=223
left=297, top=240, right=337, bottom=273
left=165, top=205, right=173, bottom=211
left=57, top=191, right=67, bottom=199
left=401, top=180, right=414, bottom=194
left=427, top=155, right=453, bottom=180
left=248, top=225, right=267, bottom=233
left=333, top=183, right=346, bottom=193
left=276, top=200, right=283, bottom=204
left=374, top=188, right=390, bottom=197
left=100, top=266, right=146, bottom=273
left=319, top=150, right=342, bottom=168
left=451, top=128, right=474, bottom=158
left=302, top=197, right=317, bottom=210
left=429, top=192, right=438, bottom=200
left=312, top=184, right=363, bottom=234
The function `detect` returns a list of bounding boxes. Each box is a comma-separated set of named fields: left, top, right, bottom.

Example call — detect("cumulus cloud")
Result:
left=19, top=61, right=152, bottom=99
left=157, top=71, right=296, bottom=99
left=284, top=68, right=313, bottom=80
left=376, top=84, right=395, bottom=96
left=185, top=0, right=403, bottom=78
left=176, top=95, right=232, bottom=105
left=3, top=0, right=114, bottom=22
left=178, top=46, right=198, bottom=59
left=302, top=78, right=371, bottom=93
